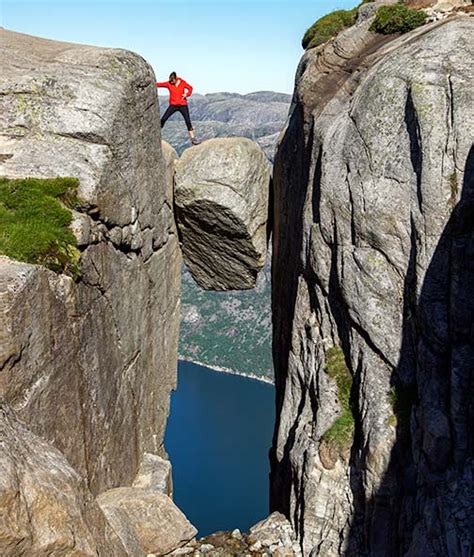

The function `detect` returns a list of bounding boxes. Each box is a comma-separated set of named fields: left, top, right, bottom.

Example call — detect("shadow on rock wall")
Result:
left=347, top=146, right=474, bottom=557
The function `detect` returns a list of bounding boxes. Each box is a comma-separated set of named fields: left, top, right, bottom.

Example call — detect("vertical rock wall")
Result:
left=271, top=15, right=473, bottom=556
left=0, top=29, right=181, bottom=495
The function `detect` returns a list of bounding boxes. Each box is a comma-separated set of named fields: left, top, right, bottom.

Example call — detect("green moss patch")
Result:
left=0, top=176, right=80, bottom=277
left=369, top=4, right=427, bottom=34
left=322, top=346, right=355, bottom=453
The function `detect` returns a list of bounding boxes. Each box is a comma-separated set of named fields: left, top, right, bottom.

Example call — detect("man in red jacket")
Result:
left=156, top=72, right=201, bottom=145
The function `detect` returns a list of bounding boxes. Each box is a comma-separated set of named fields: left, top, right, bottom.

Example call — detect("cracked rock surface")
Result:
left=0, top=402, right=127, bottom=556
left=271, top=14, right=473, bottom=557
left=0, top=24, right=181, bottom=531
left=97, top=487, right=197, bottom=556
left=174, top=137, right=271, bottom=290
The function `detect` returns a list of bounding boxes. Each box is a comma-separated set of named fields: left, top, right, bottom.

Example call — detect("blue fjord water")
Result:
left=164, top=360, right=275, bottom=537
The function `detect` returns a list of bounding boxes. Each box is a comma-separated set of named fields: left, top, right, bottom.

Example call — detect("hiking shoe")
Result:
left=191, top=138, right=201, bottom=145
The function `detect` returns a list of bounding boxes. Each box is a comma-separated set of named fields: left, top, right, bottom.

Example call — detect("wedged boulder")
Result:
left=174, top=137, right=271, bottom=290
left=0, top=402, right=126, bottom=556
left=97, top=487, right=197, bottom=556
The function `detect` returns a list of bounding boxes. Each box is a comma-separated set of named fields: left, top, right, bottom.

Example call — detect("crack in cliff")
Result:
left=53, top=130, right=110, bottom=146
left=345, top=164, right=357, bottom=247
left=404, top=88, right=423, bottom=214
left=349, top=113, right=373, bottom=175
left=0, top=344, right=25, bottom=373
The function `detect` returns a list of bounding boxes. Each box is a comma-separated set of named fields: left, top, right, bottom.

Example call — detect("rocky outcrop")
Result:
left=97, top=487, right=196, bottom=556
left=271, top=11, right=473, bottom=557
left=174, top=137, right=270, bottom=290
left=247, top=512, right=302, bottom=555
left=0, top=28, right=181, bottom=495
left=132, top=452, right=173, bottom=496
left=0, top=402, right=126, bottom=556
left=0, top=28, right=183, bottom=553
left=169, top=512, right=301, bottom=556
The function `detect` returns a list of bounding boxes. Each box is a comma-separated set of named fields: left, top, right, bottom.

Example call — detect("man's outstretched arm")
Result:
left=156, top=81, right=170, bottom=88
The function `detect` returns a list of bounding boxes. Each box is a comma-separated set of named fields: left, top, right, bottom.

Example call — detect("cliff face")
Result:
left=0, top=28, right=274, bottom=555
left=0, top=29, right=181, bottom=498
left=0, top=401, right=127, bottom=555
left=271, top=14, right=473, bottom=557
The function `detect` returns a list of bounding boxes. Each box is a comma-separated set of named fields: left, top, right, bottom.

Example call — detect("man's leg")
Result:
left=160, top=105, right=178, bottom=128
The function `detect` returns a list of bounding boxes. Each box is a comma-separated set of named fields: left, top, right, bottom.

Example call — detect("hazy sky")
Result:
left=1, top=0, right=357, bottom=94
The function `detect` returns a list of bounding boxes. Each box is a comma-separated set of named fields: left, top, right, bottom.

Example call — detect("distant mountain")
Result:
left=159, top=90, right=291, bottom=160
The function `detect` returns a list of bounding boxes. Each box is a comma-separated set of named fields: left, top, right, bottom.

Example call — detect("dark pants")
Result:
left=161, top=104, right=193, bottom=131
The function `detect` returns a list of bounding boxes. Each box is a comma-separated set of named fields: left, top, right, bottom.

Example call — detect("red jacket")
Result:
left=156, top=78, right=193, bottom=106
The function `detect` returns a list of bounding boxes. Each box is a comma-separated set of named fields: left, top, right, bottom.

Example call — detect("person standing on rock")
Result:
left=156, top=72, right=201, bottom=145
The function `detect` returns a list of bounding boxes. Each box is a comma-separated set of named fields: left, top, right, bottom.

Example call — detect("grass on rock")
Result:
left=0, top=176, right=81, bottom=277
left=302, top=0, right=426, bottom=50
left=302, top=0, right=373, bottom=50
left=322, top=346, right=355, bottom=452
left=369, top=3, right=428, bottom=34
left=302, top=9, right=357, bottom=49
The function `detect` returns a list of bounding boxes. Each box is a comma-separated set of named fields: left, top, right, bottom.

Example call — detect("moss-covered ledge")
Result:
left=0, top=176, right=81, bottom=277
left=319, top=346, right=355, bottom=469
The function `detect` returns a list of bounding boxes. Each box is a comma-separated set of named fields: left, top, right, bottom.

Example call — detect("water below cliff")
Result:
left=165, top=360, right=275, bottom=537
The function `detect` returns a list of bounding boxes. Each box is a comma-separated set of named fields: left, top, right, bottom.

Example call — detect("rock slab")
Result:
left=132, top=452, right=173, bottom=496
left=0, top=402, right=126, bottom=556
left=174, top=137, right=270, bottom=290
left=97, top=487, right=197, bottom=556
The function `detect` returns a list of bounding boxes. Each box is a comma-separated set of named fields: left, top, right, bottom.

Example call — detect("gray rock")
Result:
left=132, top=452, right=173, bottom=496
left=199, top=543, right=215, bottom=553
left=249, top=541, right=262, bottom=552
left=272, top=16, right=473, bottom=557
left=0, top=402, right=126, bottom=556
left=174, top=137, right=270, bottom=290
left=162, top=140, right=179, bottom=206
left=356, top=0, right=398, bottom=23
left=97, top=487, right=197, bottom=556
left=248, top=512, right=300, bottom=554
left=0, top=28, right=181, bottom=498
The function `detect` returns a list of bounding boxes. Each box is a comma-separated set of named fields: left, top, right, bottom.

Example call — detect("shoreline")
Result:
left=178, top=356, right=275, bottom=385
